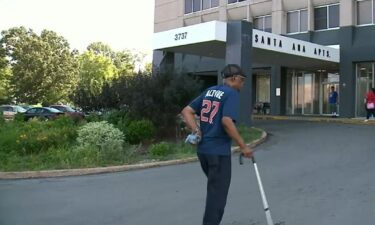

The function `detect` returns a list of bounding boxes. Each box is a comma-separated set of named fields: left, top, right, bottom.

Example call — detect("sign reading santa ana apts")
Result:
left=252, top=30, right=339, bottom=63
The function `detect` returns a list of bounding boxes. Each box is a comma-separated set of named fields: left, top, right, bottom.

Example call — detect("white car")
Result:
left=0, top=105, right=26, bottom=120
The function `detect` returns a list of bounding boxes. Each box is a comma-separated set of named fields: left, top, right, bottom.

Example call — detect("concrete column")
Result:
left=270, top=65, right=282, bottom=115
left=340, top=0, right=355, bottom=27
left=339, top=26, right=355, bottom=118
left=225, top=21, right=253, bottom=125
left=308, top=0, right=314, bottom=31
left=272, top=0, right=285, bottom=34
left=219, top=0, right=228, bottom=21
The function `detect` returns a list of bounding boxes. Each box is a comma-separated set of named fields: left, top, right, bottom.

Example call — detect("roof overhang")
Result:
left=153, top=21, right=340, bottom=71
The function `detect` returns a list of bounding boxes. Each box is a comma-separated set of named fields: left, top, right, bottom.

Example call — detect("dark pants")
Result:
left=366, top=108, right=375, bottom=119
left=198, top=153, right=232, bottom=225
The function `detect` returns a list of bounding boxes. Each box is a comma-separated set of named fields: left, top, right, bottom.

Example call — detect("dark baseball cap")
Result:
left=221, top=64, right=246, bottom=78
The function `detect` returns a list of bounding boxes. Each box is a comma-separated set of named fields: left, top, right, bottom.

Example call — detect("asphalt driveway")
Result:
left=0, top=120, right=374, bottom=225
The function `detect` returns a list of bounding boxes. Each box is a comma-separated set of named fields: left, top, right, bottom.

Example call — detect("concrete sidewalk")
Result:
left=253, top=114, right=375, bottom=125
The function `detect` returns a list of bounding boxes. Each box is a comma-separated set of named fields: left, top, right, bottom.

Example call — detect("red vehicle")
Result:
left=49, top=105, right=85, bottom=119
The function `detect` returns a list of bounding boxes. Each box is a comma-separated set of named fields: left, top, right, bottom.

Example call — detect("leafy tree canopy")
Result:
left=0, top=27, right=78, bottom=104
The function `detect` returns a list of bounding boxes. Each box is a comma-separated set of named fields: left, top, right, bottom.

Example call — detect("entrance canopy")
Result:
left=153, top=21, right=340, bottom=71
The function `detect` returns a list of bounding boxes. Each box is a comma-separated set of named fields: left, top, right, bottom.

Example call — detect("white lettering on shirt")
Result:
left=205, top=90, right=224, bottom=99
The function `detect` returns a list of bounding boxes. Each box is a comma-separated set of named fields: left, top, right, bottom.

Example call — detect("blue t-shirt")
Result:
left=189, top=84, right=239, bottom=155
left=329, top=91, right=338, bottom=104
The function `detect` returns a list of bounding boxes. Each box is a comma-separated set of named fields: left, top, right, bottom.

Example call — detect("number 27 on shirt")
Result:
left=201, top=100, right=220, bottom=124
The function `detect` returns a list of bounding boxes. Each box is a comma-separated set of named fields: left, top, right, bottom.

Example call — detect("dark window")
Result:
left=212, top=0, right=219, bottom=7
left=264, top=15, right=272, bottom=32
left=185, top=0, right=193, bottom=14
left=300, top=9, right=308, bottom=31
left=314, top=4, right=340, bottom=30
left=228, top=0, right=245, bottom=3
left=253, top=17, right=262, bottom=30
left=287, top=11, right=299, bottom=33
left=203, top=0, right=210, bottom=10
left=329, top=4, right=339, bottom=28
left=193, top=0, right=201, bottom=12
left=253, top=15, right=272, bottom=33
left=314, top=7, right=328, bottom=30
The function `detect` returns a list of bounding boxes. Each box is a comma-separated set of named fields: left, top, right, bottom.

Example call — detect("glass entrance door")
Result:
left=356, top=63, right=374, bottom=117
left=321, top=83, right=339, bottom=115
left=291, top=72, right=314, bottom=115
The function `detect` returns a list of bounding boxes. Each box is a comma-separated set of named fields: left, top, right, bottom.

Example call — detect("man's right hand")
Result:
left=241, top=146, right=253, bottom=158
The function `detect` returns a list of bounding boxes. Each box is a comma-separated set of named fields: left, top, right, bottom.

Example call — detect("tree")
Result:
left=0, top=64, right=12, bottom=104
left=87, top=42, right=137, bottom=76
left=77, top=51, right=118, bottom=95
left=0, top=27, right=78, bottom=104
left=70, top=51, right=118, bottom=110
left=144, top=62, right=152, bottom=75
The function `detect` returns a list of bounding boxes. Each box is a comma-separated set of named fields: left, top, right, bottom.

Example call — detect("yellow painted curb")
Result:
left=0, top=130, right=267, bottom=180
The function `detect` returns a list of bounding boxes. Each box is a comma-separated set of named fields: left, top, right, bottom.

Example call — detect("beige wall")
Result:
left=154, top=0, right=353, bottom=33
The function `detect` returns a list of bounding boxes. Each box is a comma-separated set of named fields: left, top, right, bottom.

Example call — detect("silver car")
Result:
left=0, top=105, right=27, bottom=120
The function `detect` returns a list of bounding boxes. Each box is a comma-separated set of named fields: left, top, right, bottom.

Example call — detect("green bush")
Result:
left=149, top=142, right=173, bottom=157
left=125, top=120, right=155, bottom=144
left=0, top=114, right=4, bottom=124
left=76, top=121, right=125, bottom=152
left=13, top=113, right=24, bottom=122
left=103, top=109, right=129, bottom=126
left=0, top=117, right=78, bottom=155
left=85, top=113, right=103, bottom=123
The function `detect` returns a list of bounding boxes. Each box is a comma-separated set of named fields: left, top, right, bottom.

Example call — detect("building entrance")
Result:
left=356, top=63, right=375, bottom=117
left=321, top=82, right=339, bottom=115
left=253, top=69, right=271, bottom=114
left=286, top=70, right=339, bottom=116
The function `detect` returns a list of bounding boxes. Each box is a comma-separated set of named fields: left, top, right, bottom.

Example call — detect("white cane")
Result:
left=240, top=153, right=274, bottom=225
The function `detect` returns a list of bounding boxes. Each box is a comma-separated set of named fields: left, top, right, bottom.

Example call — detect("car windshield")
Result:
left=15, top=106, right=26, bottom=113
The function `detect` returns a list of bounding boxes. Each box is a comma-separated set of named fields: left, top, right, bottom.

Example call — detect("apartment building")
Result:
left=153, top=0, right=375, bottom=122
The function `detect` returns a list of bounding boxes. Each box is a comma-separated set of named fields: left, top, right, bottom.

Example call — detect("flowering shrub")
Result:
left=77, top=121, right=125, bottom=152
left=0, top=116, right=78, bottom=155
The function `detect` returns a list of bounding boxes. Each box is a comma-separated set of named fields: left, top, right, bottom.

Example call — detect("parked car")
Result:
left=19, top=105, right=33, bottom=110
left=49, top=105, right=85, bottom=119
left=24, top=107, right=64, bottom=121
left=0, top=105, right=26, bottom=120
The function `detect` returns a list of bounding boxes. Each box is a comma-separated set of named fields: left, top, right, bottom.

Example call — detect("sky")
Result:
left=0, top=0, right=155, bottom=62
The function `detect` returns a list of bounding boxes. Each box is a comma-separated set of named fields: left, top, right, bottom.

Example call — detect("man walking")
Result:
left=181, top=64, right=253, bottom=225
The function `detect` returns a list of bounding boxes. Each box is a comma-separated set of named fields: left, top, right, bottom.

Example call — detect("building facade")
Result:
left=153, top=0, right=375, bottom=121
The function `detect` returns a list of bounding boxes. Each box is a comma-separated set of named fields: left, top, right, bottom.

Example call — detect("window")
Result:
left=314, top=4, right=340, bottom=30
left=357, top=0, right=375, bottom=25
left=185, top=0, right=193, bottom=14
left=287, top=9, right=308, bottom=33
left=254, top=15, right=272, bottom=32
left=185, top=0, right=219, bottom=14
left=228, top=0, right=246, bottom=4
left=193, top=0, right=201, bottom=12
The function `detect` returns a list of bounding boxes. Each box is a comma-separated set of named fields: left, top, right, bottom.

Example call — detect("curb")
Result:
left=253, top=115, right=375, bottom=126
left=0, top=129, right=267, bottom=180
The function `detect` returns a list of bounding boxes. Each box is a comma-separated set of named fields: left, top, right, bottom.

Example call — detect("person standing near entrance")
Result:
left=364, top=88, right=375, bottom=122
left=181, top=64, right=253, bottom=225
left=329, top=86, right=338, bottom=117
